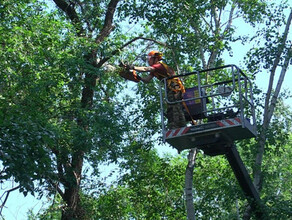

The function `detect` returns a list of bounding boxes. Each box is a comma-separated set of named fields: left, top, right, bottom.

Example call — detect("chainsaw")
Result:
left=118, top=61, right=141, bottom=83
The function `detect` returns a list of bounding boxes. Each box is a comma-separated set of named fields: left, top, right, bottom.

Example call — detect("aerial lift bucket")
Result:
left=159, top=64, right=257, bottom=155
left=159, top=65, right=265, bottom=219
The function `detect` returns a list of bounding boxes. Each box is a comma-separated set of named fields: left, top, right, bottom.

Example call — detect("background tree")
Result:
left=121, top=0, right=259, bottom=219
left=243, top=4, right=292, bottom=219
left=119, top=0, right=291, bottom=219
left=0, top=0, right=142, bottom=219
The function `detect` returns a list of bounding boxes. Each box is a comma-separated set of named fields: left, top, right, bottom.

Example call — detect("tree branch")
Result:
left=263, top=8, right=292, bottom=129
left=212, top=6, right=220, bottom=31
left=207, top=4, right=236, bottom=69
left=191, top=25, right=207, bottom=69
left=95, top=0, right=120, bottom=44
left=0, top=185, right=20, bottom=215
left=267, top=47, right=291, bottom=123
left=75, top=0, right=93, bottom=35
left=53, top=0, right=84, bottom=36
left=253, top=8, right=292, bottom=197
left=48, top=179, right=65, bottom=200
left=224, top=3, right=235, bottom=33
left=95, top=36, right=170, bottom=68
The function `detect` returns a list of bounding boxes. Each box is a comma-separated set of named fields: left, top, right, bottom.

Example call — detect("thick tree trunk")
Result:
left=185, top=148, right=197, bottom=220
left=51, top=1, right=120, bottom=219
left=62, top=188, right=84, bottom=220
left=61, top=151, right=85, bottom=220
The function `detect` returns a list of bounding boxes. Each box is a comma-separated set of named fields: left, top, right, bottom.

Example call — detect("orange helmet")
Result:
left=148, top=50, right=163, bottom=60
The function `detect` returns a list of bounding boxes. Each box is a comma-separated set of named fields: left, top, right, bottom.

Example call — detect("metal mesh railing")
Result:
left=159, top=65, right=256, bottom=134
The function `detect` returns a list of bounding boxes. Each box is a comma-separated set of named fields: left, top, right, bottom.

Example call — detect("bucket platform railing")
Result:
left=159, top=64, right=257, bottom=155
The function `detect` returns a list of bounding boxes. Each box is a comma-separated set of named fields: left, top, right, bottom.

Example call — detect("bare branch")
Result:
left=192, top=26, right=207, bottom=69
left=266, top=46, right=292, bottom=123
left=0, top=185, right=20, bottom=215
left=201, top=14, right=213, bottom=32
left=212, top=6, right=220, bottom=31
left=207, top=4, right=236, bottom=69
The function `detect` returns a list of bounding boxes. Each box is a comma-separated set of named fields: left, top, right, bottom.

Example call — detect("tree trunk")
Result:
left=61, top=150, right=85, bottom=219
left=185, top=148, right=197, bottom=220
left=62, top=187, right=84, bottom=220
left=51, top=0, right=120, bottom=218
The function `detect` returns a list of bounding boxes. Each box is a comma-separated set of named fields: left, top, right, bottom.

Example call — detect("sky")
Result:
left=1, top=2, right=291, bottom=220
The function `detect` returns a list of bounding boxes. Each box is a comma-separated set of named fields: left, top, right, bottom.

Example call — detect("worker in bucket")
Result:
left=129, top=50, right=186, bottom=129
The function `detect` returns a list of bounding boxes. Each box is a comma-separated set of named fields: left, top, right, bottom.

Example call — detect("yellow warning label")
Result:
left=194, top=90, right=201, bottom=104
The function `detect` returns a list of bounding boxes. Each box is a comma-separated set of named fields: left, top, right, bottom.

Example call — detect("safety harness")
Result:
left=157, top=61, right=197, bottom=126
left=154, top=61, right=185, bottom=92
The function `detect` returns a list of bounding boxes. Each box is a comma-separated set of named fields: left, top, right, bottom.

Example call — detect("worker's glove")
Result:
left=119, top=62, right=134, bottom=70
left=136, top=74, right=142, bottom=80
left=125, top=64, right=134, bottom=70
left=118, top=62, right=134, bottom=70
left=118, top=62, right=125, bottom=67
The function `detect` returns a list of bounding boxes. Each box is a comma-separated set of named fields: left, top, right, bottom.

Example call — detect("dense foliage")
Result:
left=0, top=0, right=291, bottom=219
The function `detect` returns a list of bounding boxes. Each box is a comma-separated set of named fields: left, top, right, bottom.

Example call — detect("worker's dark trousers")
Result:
left=166, top=89, right=186, bottom=129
